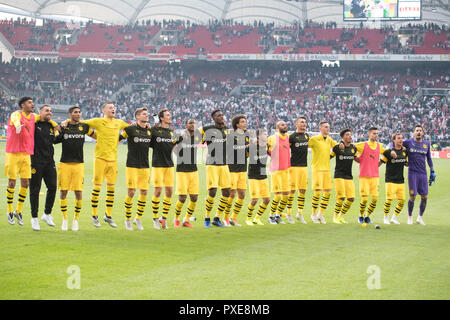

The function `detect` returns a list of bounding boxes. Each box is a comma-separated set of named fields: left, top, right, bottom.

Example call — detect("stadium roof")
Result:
left=0, top=0, right=448, bottom=25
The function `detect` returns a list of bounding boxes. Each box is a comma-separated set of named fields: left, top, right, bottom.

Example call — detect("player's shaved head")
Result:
left=276, top=121, right=288, bottom=134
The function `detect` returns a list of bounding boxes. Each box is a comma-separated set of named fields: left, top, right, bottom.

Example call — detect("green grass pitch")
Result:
left=0, top=141, right=449, bottom=300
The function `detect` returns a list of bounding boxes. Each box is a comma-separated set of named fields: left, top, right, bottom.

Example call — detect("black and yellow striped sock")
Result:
left=136, top=194, right=146, bottom=220
left=161, top=196, right=172, bottom=219
left=215, top=196, right=229, bottom=219
left=366, top=198, right=378, bottom=217
left=312, top=191, right=321, bottom=215
left=223, top=197, right=234, bottom=222
left=247, top=203, right=255, bottom=220
left=61, top=198, right=68, bottom=219
left=340, top=199, right=353, bottom=215
left=277, top=195, right=288, bottom=217
left=394, top=199, right=404, bottom=216
left=105, top=186, right=115, bottom=217
left=6, top=188, right=14, bottom=213
left=74, top=200, right=82, bottom=220
left=152, top=195, right=161, bottom=219
left=287, top=193, right=295, bottom=215
left=91, top=187, right=100, bottom=217
left=174, top=200, right=184, bottom=221
left=384, top=199, right=392, bottom=216
left=205, top=195, right=214, bottom=218
left=334, top=198, right=344, bottom=217
left=231, top=198, right=244, bottom=220
left=16, top=187, right=27, bottom=214
left=359, top=197, right=369, bottom=217
left=185, top=200, right=196, bottom=221
left=270, top=194, right=281, bottom=216
left=319, top=192, right=331, bottom=213
left=124, top=195, right=133, bottom=221
left=297, top=192, right=305, bottom=215
left=256, top=202, right=268, bottom=219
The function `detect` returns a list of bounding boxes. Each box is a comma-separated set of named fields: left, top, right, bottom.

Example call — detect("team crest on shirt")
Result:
left=423, top=144, right=427, bottom=149
left=410, top=190, right=414, bottom=195
left=147, top=130, right=151, bottom=136
left=78, top=126, right=83, bottom=131
left=31, top=168, right=36, bottom=174
left=403, top=152, right=406, bottom=157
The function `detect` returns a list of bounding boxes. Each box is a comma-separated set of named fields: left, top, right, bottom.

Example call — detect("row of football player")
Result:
left=5, top=98, right=436, bottom=231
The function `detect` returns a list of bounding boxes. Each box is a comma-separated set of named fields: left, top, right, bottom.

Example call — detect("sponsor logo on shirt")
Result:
left=64, top=134, right=85, bottom=139
left=134, top=137, right=152, bottom=143
left=211, top=138, right=227, bottom=143
left=339, top=155, right=354, bottom=160
left=156, top=137, right=174, bottom=143
left=295, top=142, right=308, bottom=148
left=391, top=158, right=407, bottom=164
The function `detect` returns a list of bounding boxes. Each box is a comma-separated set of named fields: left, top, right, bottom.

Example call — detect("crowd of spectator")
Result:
left=0, top=58, right=448, bottom=147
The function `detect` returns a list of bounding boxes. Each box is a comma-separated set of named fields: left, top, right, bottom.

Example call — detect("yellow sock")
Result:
left=287, top=193, right=295, bottom=215
left=340, top=199, right=353, bottom=215
left=6, top=188, right=14, bottom=213
left=247, top=203, right=255, bottom=220
left=232, top=197, right=244, bottom=220
left=297, top=192, right=305, bottom=215
left=60, top=198, right=68, bottom=219
left=224, top=196, right=234, bottom=221
left=16, top=187, right=28, bottom=214
left=152, top=195, right=161, bottom=219
left=91, top=187, right=100, bottom=217
left=256, top=202, right=268, bottom=219
left=161, top=196, right=172, bottom=219
left=105, top=186, right=115, bottom=217
left=74, top=200, right=82, bottom=220
left=311, top=191, right=321, bottom=215
left=270, top=194, right=281, bottom=216
left=185, top=200, right=196, bottom=221
left=319, top=191, right=331, bottom=213
left=394, top=199, right=404, bottom=216
left=205, top=195, right=214, bottom=218
left=360, top=197, right=369, bottom=217
left=334, top=198, right=344, bottom=217
left=384, top=199, right=393, bottom=216
left=174, top=200, right=184, bottom=221
left=277, top=194, right=289, bottom=217
left=136, top=194, right=146, bottom=220
left=366, top=198, right=378, bottom=217
left=215, top=196, right=229, bottom=218
left=125, top=195, right=133, bottom=221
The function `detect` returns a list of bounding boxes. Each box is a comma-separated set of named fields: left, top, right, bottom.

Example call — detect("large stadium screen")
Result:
left=343, top=0, right=421, bottom=21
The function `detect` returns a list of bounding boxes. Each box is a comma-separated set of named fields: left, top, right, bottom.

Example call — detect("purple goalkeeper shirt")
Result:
left=403, top=139, right=433, bottom=175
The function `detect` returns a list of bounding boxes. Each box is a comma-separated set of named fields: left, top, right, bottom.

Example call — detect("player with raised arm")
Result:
left=381, top=133, right=408, bottom=225
left=54, top=106, right=96, bottom=231
left=200, top=110, right=231, bottom=228
left=120, top=108, right=152, bottom=231
left=223, top=114, right=249, bottom=227
left=287, top=116, right=309, bottom=224
left=330, top=129, right=358, bottom=224
left=403, top=125, right=435, bottom=226
left=308, top=121, right=339, bottom=224
left=5, top=97, right=58, bottom=228
left=149, top=109, right=179, bottom=230
left=267, top=121, right=291, bottom=225
left=62, top=102, right=130, bottom=228
left=173, top=119, right=201, bottom=228
left=246, top=129, right=270, bottom=226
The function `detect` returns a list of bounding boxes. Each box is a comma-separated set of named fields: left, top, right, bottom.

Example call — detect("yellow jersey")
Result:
left=10, top=111, right=58, bottom=127
left=80, top=117, right=129, bottom=161
left=309, top=134, right=338, bottom=171
left=355, top=140, right=386, bottom=157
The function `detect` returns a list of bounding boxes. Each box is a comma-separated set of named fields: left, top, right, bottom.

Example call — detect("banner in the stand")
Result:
left=14, top=50, right=450, bottom=62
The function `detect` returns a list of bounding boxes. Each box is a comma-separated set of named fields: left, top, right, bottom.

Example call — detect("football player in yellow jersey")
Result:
left=308, top=121, right=339, bottom=224
left=62, top=102, right=133, bottom=228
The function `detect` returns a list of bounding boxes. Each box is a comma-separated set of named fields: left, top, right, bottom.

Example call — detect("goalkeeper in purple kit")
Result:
left=402, top=125, right=435, bottom=226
